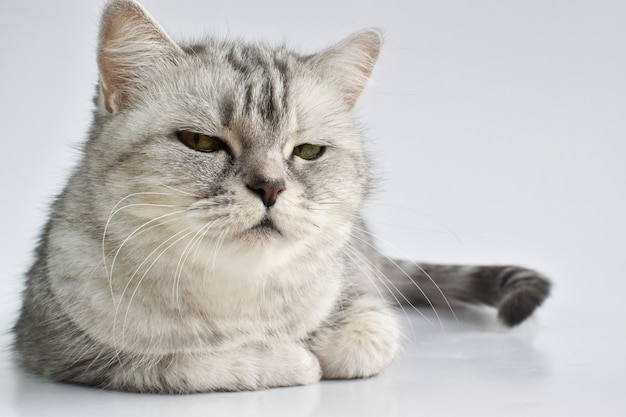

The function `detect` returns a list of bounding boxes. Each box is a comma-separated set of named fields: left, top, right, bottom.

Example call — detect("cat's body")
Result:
left=13, top=0, right=550, bottom=393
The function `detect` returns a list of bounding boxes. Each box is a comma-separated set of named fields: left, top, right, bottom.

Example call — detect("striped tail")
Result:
left=381, top=261, right=551, bottom=326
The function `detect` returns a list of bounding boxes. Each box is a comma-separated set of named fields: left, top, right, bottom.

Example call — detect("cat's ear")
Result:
left=97, top=0, right=183, bottom=113
left=310, top=29, right=383, bottom=108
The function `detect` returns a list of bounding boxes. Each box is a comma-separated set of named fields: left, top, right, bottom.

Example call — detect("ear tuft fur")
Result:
left=310, top=29, right=383, bottom=108
left=98, top=0, right=182, bottom=113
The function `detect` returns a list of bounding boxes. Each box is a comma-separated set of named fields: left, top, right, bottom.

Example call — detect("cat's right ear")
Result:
left=309, top=29, right=383, bottom=109
left=97, top=0, right=183, bottom=114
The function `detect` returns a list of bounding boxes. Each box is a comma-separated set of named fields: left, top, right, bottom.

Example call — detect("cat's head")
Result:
left=90, top=0, right=381, bottom=273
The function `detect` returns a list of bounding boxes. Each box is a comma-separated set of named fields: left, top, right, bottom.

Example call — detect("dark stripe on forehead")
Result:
left=274, top=54, right=292, bottom=118
left=224, top=44, right=292, bottom=125
left=181, top=43, right=207, bottom=55
left=219, top=95, right=235, bottom=128
left=260, top=78, right=277, bottom=123
left=244, top=83, right=255, bottom=117
left=225, top=44, right=268, bottom=76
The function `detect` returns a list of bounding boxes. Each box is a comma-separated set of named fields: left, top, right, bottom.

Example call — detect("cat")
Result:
left=13, top=0, right=550, bottom=394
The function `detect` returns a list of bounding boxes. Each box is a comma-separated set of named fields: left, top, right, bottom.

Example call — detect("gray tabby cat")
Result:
left=13, top=0, right=550, bottom=393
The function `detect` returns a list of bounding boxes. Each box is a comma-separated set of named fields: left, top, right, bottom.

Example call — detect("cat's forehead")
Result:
left=183, top=40, right=296, bottom=75
left=171, top=41, right=327, bottom=146
left=130, top=39, right=349, bottom=151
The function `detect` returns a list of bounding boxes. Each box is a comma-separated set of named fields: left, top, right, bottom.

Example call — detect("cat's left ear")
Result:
left=97, top=0, right=183, bottom=113
left=309, top=29, right=383, bottom=109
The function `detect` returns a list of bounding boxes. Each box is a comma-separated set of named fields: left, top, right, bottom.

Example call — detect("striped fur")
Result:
left=13, top=0, right=550, bottom=393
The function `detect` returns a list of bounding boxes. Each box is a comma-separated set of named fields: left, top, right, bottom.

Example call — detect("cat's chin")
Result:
left=211, top=233, right=302, bottom=278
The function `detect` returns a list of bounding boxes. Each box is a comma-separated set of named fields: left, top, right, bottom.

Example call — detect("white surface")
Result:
left=1, top=1, right=625, bottom=416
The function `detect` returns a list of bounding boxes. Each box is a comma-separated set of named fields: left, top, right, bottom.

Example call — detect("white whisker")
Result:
left=101, top=191, right=188, bottom=282
left=113, top=227, right=194, bottom=357
left=209, top=230, right=227, bottom=279
left=365, top=202, right=464, bottom=245
left=354, top=226, right=458, bottom=325
left=108, top=210, right=187, bottom=292
left=154, top=180, right=199, bottom=197
left=173, top=221, right=216, bottom=317
left=342, top=245, right=418, bottom=341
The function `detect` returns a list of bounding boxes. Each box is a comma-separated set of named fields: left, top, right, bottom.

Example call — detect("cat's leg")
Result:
left=18, top=303, right=322, bottom=393
left=309, top=296, right=401, bottom=379
left=108, top=342, right=322, bottom=393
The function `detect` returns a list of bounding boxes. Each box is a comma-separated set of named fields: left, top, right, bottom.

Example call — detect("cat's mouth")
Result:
left=250, top=217, right=282, bottom=236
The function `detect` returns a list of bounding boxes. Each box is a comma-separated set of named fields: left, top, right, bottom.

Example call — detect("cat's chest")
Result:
left=119, top=232, right=343, bottom=320
left=51, top=220, right=345, bottom=354
left=111, top=267, right=341, bottom=354
left=103, top=255, right=340, bottom=353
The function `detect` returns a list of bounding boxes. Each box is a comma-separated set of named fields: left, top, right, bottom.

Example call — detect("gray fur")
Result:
left=13, top=0, right=550, bottom=393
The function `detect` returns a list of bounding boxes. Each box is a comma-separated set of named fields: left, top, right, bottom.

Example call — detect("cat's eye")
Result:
left=293, top=144, right=325, bottom=161
left=177, top=131, right=223, bottom=153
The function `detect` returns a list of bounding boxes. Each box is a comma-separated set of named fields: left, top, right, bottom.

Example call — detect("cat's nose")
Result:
left=247, top=180, right=286, bottom=207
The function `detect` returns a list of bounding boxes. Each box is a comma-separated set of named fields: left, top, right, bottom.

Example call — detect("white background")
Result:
left=1, top=1, right=625, bottom=416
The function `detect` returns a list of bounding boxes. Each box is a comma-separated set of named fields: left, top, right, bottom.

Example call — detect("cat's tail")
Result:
left=380, top=260, right=551, bottom=326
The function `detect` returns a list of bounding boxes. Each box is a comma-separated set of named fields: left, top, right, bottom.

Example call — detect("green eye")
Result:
left=177, top=131, right=222, bottom=153
left=293, top=144, right=325, bottom=160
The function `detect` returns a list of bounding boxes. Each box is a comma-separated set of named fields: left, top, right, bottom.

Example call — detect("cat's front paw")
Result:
left=311, top=306, right=400, bottom=379
left=113, top=343, right=323, bottom=393
left=258, top=344, right=322, bottom=388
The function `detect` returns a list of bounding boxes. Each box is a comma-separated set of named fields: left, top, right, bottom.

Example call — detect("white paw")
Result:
left=312, top=309, right=401, bottom=379
left=259, top=344, right=322, bottom=388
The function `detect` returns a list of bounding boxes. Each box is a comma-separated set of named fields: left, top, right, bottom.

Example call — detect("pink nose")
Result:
left=247, top=180, right=286, bottom=207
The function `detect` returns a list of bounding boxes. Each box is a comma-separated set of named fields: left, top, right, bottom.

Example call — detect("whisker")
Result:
left=113, top=227, right=194, bottom=357
left=108, top=210, right=187, bottom=291
left=204, top=229, right=227, bottom=286
left=173, top=221, right=216, bottom=317
left=354, top=226, right=458, bottom=326
left=102, top=191, right=188, bottom=282
left=365, top=202, right=464, bottom=245
left=348, top=228, right=446, bottom=331
left=342, top=245, right=418, bottom=341
left=344, top=243, right=432, bottom=323
left=154, top=180, right=200, bottom=197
